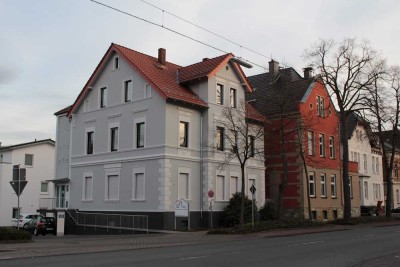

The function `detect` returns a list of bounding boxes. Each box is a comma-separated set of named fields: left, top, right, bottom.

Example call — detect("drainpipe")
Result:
left=200, top=108, right=208, bottom=219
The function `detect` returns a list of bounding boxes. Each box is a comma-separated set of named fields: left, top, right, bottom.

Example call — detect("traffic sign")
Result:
left=250, top=184, right=256, bottom=195
left=208, top=189, right=214, bottom=198
left=10, top=181, right=28, bottom=196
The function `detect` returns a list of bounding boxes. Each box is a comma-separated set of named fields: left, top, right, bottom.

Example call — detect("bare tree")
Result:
left=364, top=65, right=400, bottom=216
left=214, top=101, right=265, bottom=227
left=305, top=38, right=384, bottom=221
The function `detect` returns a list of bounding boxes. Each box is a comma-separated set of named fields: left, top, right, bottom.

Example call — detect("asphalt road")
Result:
left=2, top=225, right=400, bottom=267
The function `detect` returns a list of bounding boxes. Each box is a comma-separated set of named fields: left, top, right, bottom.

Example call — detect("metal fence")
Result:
left=70, top=211, right=149, bottom=234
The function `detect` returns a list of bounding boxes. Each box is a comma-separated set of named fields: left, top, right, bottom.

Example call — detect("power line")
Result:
left=89, top=0, right=269, bottom=70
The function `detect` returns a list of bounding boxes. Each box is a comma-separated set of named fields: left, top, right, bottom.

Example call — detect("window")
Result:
left=216, top=126, right=224, bottom=151
left=124, top=80, right=132, bottom=102
left=397, top=189, right=400, bottom=204
left=179, top=121, right=189, bottom=147
left=331, top=175, right=336, bottom=198
left=12, top=208, right=21, bottom=219
left=100, top=87, right=107, bottom=108
left=40, top=182, right=48, bottom=193
left=136, top=122, right=145, bottom=148
left=372, top=156, right=376, bottom=174
left=145, top=84, right=152, bottom=98
left=316, top=95, right=325, bottom=117
left=329, top=136, right=335, bottom=159
left=106, top=175, right=119, bottom=200
left=357, top=153, right=360, bottom=171
left=319, top=134, right=325, bottom=157
left=323, top=210, right=328, bottom=220
left=87, top=131, right=94, bottom=155
left=363, top=154, right=367, bottom=173
left=376, top=157, right=379, bottom=174
left=110, top=127, right=119, bottom=152
left=114, top=57, right=119, bottom=69
left=349, top=176, right=353, bottom=198
left=321, top=173, right=326, bottom=197
left=311, top=211, right=317, bottom=220
left=333, top=210, right=338, bottom=219
left=230, top=176, right=238, bottom=196
left=307, top=131, right=315, bottom=155
left=178, top=173, right=189, bottom=199
left=216, top=175, right=225, bottom=201
left=83, top=176, right=93, bottom=200
left=230, top=88, right=237, bottom=108
left=232, top=131, right=238, bottom=153
left=249, top=135, right=255, bottom=157
left=132, top=173, right=145, bottom=200
left=25, top=154, right=33, bottom=166
left=216, top=84, right=224, bottom=105
left=373, top=183, right=381, bottom=200
left=248, top=178, right=255, bottom=194
left=309, top=172, right=315, bottom=197
left=364, top=181, right=368, bottom=199
left=395, top=164, right=398, bottom=178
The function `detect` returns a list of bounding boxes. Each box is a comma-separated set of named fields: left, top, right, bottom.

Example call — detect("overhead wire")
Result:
left=89, top=0, right=270, bottom=70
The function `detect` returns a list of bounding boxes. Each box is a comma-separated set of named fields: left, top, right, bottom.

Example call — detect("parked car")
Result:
left=25, top=217, right=57, bottom=236
left=11, top=213, right=44, bottom=228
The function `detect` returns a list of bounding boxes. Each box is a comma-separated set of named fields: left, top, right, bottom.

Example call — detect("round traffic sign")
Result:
left=208, top=189, right=214, bottom=198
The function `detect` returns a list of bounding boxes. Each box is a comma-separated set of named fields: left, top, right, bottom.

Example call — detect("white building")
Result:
left=53, top=43, right=265, bottom=230
left=347, top=113, right=384, bottom=208
left=0, top=139, right=55, bottom=226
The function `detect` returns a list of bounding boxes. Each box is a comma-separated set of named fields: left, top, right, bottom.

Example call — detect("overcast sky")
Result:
left=1, top=0, right=399, bottom=145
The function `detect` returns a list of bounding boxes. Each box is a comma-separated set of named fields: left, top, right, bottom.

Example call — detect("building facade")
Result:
left=247, top=62, right=360, bottom=221
left=0, top=139, right=55, bottom=226
left=54, top=43, right=265, bottom=230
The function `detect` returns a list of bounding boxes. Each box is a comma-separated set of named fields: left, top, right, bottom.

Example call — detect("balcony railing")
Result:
left=39, top=197, right=69, bottom=209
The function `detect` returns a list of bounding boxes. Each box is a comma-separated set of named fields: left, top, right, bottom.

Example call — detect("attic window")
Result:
left=309, top=103, right=313, bottom=110
left=114, top=57, right=119, bottom=69
left=226, top=66, right=229, bottom=71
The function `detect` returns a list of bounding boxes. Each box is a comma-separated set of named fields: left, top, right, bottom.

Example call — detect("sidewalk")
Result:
left=1, top=220, right=399, bottom=260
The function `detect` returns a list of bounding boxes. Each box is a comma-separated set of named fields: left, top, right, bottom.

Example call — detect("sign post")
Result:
left=175, top=198, right=190, bottom=230
left=10, top=165, right=27, bottom=229
left=250, top=184, right=256, bottom=229
left=208, top=189, right=214, bottom=230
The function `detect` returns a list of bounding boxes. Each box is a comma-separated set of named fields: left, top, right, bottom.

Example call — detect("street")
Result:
left=1, top=224, right=400, bottom=266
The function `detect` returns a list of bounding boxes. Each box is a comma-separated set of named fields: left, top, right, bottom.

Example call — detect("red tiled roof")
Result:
left=246, top=102, right=266, bottom=123
left=178, top=54, right=233, bottom=83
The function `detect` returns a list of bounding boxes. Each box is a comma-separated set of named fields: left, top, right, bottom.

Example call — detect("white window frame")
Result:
left=216, top=175, right=226, bottom=201
left=330, top=174, right=336, bottom=198
left=108, top=121, right=120, bottom=152
left=319, top=133, right=325, bottom=157
left=376, top=157, right=380, bottom=174
left=309, top=172, right=315, bottom=197
left=145, top=84, right=152, bottom=98
left=134, top=117, right=146, bottom=149
left=113, top=56, right=119, bottom=70
left=85, top=126, right=95, bottom=155
left=25, top=154, right=34, bottom=167
left=349, top=176, right=353, bottom=198
left=82, top=171, right=93, bottom=201
left=132, top=167, right=145, bottom=201
left=364, top=181, right=368, bottom=199
left=40, top=182, right=49, bottom=194
left=216, top=83, right=224, bottom=105
left=230, top=175, right=239, bottom=197
left=84, top=98, right=90, bottom=112
left=178, top=167, right=191, bottom=200
left=363, top=154, right=368, bottom=173
left=320, top=173, right=326, bottom=197
left=329, top=136, right=335, bottom=159
left=230, top=88, right=237, bottom=108
left=104, top=167, right=120, bottom=201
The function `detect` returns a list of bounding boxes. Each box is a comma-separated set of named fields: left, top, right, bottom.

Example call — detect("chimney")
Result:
left=158, top=48, right=166, bottom=65
left=303, top=67, right=313, bottom=79
left=202, top=58, right=209, bottom=62
left=269, top=60, right=279, bottom=83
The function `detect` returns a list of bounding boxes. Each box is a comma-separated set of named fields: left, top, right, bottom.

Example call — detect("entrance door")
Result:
left=56, top=184, right=70, bottom=209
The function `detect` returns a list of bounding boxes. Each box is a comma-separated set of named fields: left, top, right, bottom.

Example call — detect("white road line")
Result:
left=394, top=256, right=400, bottom=258
left=179, top=255, right=208, bottom=261
left=288, top=240, right=325, bottom=247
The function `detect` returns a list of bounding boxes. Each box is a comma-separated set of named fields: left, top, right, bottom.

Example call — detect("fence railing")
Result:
left=71, top=211, right=149, bottom=234
left=39, top=197, right=69, bottom=209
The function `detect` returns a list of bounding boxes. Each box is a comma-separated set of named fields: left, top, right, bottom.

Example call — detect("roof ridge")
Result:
left=179, top=53, right=233, bottom=70
left=113, top=43, right=182, bottom=68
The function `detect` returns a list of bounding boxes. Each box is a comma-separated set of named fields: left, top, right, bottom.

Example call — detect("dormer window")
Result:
left=114, top=57, right=119, bottom=69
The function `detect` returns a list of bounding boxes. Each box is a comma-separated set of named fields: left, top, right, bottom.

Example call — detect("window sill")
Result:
left=104, top=199, right=120, bottom=203
left=40, top=192, right=49, bottom=195
left=321, top=196, right=327, bottom=199
left=310, top=196, right=316, bottom=198
left=82, top=199, right=93, bottom=202
left=131, top=199, right=146, bottom=202
left=331, top=197, right=337, bottom=199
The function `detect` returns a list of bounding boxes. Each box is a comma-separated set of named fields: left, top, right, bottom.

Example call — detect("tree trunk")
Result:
left=340, top=115, right=352, bottom=222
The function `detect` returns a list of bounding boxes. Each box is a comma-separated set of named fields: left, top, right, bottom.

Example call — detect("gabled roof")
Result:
left=68, top=43, right=208, bottom=116
left=246, top=68, right=312, bottom=116
left=54, top=105, right=72, bottom=116
left=0, top=139, right=55, bottom=151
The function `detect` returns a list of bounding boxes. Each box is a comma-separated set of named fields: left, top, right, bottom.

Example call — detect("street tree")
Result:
left=215, top=101, right=265, bottom=227
left=305, top=38, right=384, bottom=221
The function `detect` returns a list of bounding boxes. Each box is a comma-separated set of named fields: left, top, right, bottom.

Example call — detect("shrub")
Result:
left=0, top=227, right=32, bottom=242
left=259, top=201, right=278, bottom=221
left=223, top=192, right=257, bottom=227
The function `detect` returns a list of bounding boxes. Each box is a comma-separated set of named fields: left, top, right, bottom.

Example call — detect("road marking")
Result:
left=288, top=240, right=325, bottom=247
left=395, top=256, right=400, bottom=258
left=179, top=255, right=208, bottom=261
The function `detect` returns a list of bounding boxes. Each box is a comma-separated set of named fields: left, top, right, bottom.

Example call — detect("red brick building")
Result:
left=247, top=61, right=360, bottom=220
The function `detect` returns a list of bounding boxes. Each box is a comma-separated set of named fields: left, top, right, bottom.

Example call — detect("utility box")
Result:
left=57, top=211, right=65, bottom=236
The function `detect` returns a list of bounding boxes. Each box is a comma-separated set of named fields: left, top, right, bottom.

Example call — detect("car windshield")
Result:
left=45, top=217, right=55, bottom=223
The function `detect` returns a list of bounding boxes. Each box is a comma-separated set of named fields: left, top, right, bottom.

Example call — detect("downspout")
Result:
left=200, top=108, right=208, bottom=219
